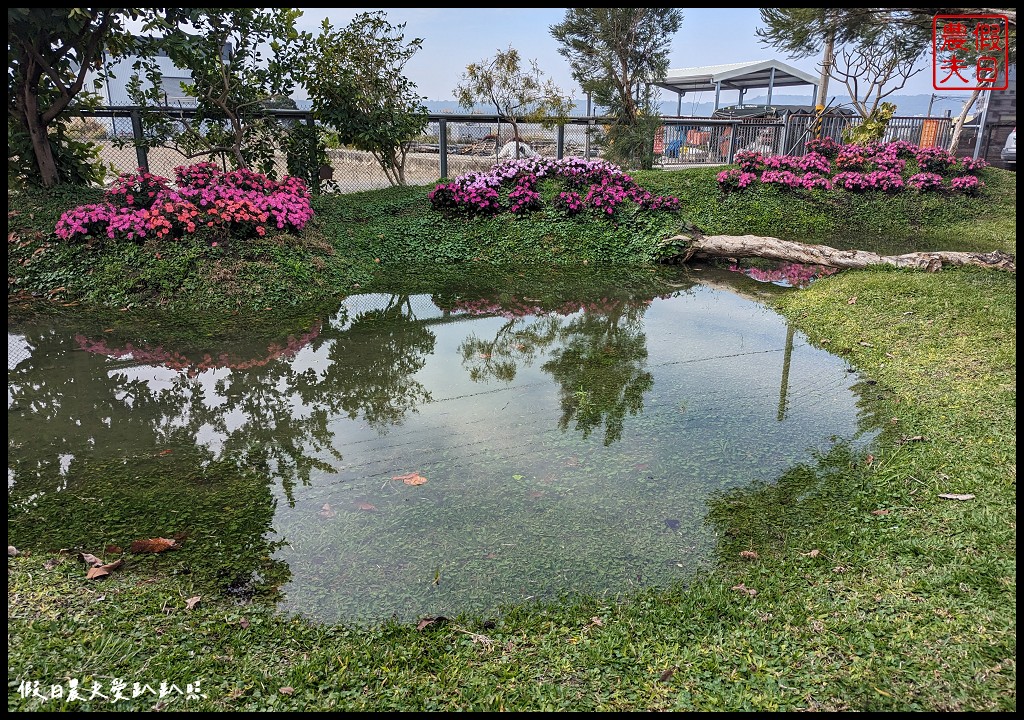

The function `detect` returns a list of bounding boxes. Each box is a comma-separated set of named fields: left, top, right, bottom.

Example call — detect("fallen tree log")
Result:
left=659, top=233, right=1016, bottom=273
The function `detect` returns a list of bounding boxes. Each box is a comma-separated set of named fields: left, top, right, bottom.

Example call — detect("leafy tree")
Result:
left=7, top=8, right=164, bottom=187
left=757, top=8, right=1016, bottom=148
left=454, top=45, right=575, bottom=159
left=304, top=11, right=428, bottom=187
left=550, top=8, right=683, bottom=170
left=828, top=27, right=926, bottom=120
left=128, top=8, right=307, bottom=176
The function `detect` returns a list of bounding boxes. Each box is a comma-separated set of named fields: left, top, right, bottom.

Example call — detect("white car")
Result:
left=1000, top=127, right=1015, bottom=170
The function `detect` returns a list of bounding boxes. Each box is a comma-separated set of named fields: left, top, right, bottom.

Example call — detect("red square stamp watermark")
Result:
left=933, top=14, right=1010, bottom=90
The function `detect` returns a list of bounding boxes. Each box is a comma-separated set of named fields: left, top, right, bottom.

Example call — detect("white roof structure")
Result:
left=655, top=60, right=820, bottom=112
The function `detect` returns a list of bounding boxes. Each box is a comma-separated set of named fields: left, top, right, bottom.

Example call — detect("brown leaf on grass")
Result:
left=44, top=557, right=64, bottom=570
left=731, top=583, right=758, bottom=597
left=157, top=449, right=173, bottom=456
left=938, top=493, right=975, bottom=501
left=185, top=596, right=201, bottom=610
left=105, top=544, right=122, bottom=554
left=739, top=550, right=759, bottom=560
left=318, top=503, right=336, bottom=518
left=80, top=552, right=104, bottom=567
left=355, top=502, right=377, bottom=512
left=393, top=472, right=427, bottom=486
left=659, top=668, right=676, bottom=682
left=239, top=617, right=250, bottom=629
left=130, top=537, right=179, bottom=553
left=847, top=296, right=857, bottom=304
left=278, top=687, right=294, bottom=696
left=416, top=615, right=448, bottom=631
left=802, top=549, right=821, bottom=558
left=86, top=558, right=123, bottom=580
left=871, top=509, right=890, bottom=515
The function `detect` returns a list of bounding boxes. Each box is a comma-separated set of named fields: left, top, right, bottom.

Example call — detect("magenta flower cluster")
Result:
left=718, top=140, right=987, bottom=196
left=716, top=169, right=758, bottom=191
left=55, top=164, right=314, bottom=244
left=428, top=157, right=680, bottom=218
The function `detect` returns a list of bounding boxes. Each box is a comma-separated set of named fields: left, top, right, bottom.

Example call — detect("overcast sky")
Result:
left=292, top=7, right=974, bottom=104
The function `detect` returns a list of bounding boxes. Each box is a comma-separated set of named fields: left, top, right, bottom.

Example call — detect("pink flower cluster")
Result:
left=907, top=172, right=945, bottom=191
left=717, top=140, right=988, bottom=197
left=55, top=164, right=313, bottom=244
left=716, top=169, right=758, bottom=191
left=429, top=157, right=680, bottom=218
left=950, top=175, right=984, bottom=194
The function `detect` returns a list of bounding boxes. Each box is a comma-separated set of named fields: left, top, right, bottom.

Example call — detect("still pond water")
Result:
left=8, top=266, right=878, bottom=625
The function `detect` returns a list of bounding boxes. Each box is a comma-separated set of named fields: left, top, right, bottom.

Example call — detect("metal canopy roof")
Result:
left=655, top=59, right=819, bottom=96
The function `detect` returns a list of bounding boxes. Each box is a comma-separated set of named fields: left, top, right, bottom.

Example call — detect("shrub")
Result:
left=55, top=164, right=313, bottom=244
left=428, top=157, right=680, bottom=219
left=718, top=140, right=988, bottom=198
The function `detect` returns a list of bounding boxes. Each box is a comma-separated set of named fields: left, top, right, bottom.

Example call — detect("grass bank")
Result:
left=7, top=166, right=1016, bottom=711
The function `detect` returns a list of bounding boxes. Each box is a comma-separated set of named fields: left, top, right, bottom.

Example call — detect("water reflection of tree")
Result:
left=456, top=297, right=656, bottom=446
left=542, top=300, right=654, bottom=446
left=8, top=296, right=434, bottom=503
left=459, top=315, right=561, bottom=382
left=321, top=295, right=434, bottom=429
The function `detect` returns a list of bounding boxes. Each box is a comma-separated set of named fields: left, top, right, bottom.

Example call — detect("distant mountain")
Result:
left=421, top=94, right=970, bottom=119
left=297, top=94, right=966, bottom=118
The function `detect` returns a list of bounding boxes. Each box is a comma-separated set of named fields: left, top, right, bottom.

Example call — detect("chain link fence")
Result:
left=61, top=106, right=971, bottom=194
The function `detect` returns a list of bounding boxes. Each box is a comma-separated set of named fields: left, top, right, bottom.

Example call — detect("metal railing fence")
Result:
left=57, top=106, right=977, bottom=194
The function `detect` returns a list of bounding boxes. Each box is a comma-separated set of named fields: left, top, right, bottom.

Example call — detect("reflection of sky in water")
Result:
left=8, top=276, right=878, bottom=625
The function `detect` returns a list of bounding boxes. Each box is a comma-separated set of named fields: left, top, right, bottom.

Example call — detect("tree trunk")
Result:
left=947, top=87, right=982, bottom=154
left=660, top=233, right=1015, bottom=273
left=16, top=69, right=60, bottom=187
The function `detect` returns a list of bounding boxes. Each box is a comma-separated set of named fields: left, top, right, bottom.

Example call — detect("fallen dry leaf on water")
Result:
left=393, top=472, right=427, bottom=486
left=130, top=537, right=179, bottom=553
left=184, top=596, right=201, bottom=610
left=938, top=493, right=975, bottom=501
left=318, top=503, right=337, bottom=518
left=739, top=550, right=759, bottom=560
left=731, top=583, right=758, bottom=597
left=86, top=559, right=124, bottom=580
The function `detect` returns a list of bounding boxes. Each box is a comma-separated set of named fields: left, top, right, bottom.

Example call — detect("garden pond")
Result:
left=7, top=264, right=881, bottom=625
